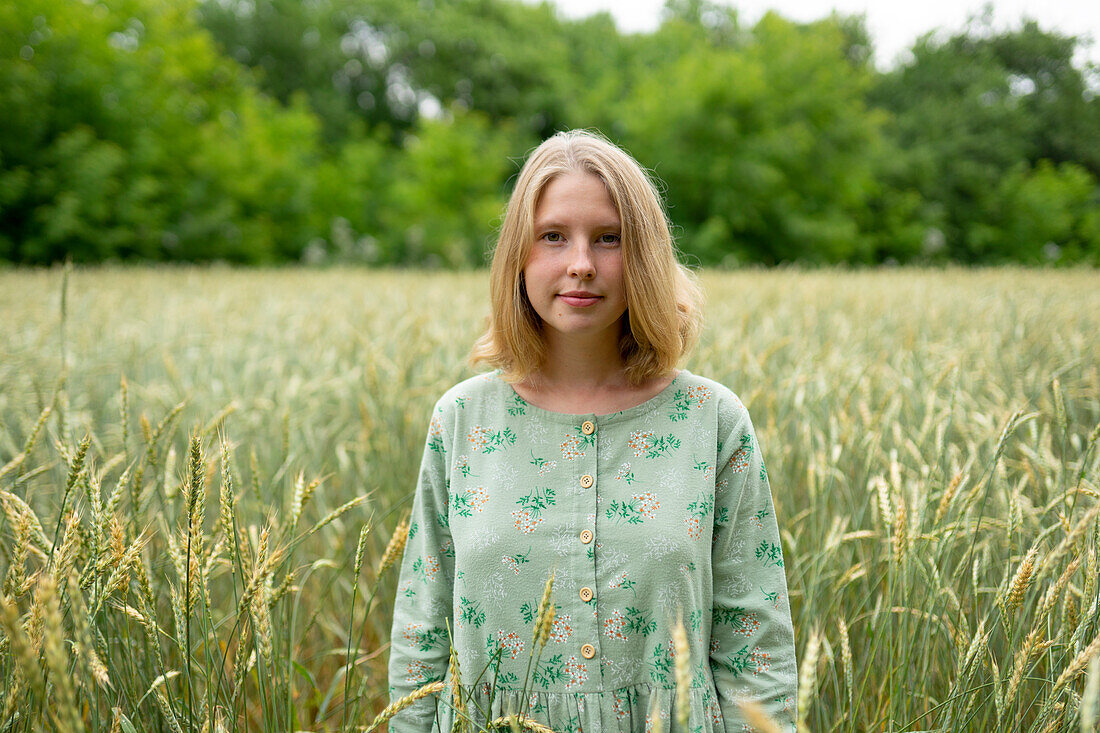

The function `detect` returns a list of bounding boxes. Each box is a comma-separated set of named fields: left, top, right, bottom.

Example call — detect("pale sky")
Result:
left=539, top=0, right=1100, bottom=68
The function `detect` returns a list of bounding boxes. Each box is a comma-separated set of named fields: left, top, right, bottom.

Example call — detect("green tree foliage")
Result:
left=197, top=0, right=399, bottom=144
left=304, top=110, right=519, bottom=266
left=617, top=12, right=884, bottom=264
left=0, top=0, right=321, bottom=263
left=870, top=14, right=1100, bottom=263
left=970, top=161, right=1100, bottom=264
left=198, top=0, right=584, bottom=142
left=378, top=110, right=517, bottom=266
left=1, top=0, right=1098, bottom=265
left=986, top=21, right=1100, bottom=176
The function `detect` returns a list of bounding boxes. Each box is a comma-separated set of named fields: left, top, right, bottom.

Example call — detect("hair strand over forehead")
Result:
left=470, top=129, right=702, bottom=386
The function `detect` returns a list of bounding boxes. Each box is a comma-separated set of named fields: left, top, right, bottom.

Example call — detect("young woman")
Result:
left=387, top=130, right=797, bottom=732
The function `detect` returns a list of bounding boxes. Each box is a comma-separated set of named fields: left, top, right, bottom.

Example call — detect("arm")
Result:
left=710, top=405, right=798, bottom=731
left=386, top=404, right=455, bottom=732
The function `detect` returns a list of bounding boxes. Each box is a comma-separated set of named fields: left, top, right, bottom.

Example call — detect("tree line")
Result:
left=2, top=0, right=1098, bottom=266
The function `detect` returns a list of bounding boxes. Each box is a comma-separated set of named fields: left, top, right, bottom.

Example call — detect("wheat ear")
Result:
left=363, top=680, right=445, bottom=733
left=673, top=610, right=691, bottom=731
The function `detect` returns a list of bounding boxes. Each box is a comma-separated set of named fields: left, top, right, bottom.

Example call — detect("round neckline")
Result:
left=502, top=369, right=690, bottom=425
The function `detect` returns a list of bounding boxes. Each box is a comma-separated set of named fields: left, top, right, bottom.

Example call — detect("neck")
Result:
left=535, top=326, right=627, bottom=391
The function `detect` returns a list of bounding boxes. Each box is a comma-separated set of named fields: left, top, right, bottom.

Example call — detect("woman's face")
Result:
left=522, top=170, right=627, bottom=347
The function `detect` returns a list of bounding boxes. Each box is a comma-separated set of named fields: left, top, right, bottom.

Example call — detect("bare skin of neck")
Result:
left=512, top=327, right=676, bottom=415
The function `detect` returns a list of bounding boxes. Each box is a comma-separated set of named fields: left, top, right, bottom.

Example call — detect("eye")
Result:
left=542, top=232, right=563, bottom=243
left=598, top=233, right=621, bottom=245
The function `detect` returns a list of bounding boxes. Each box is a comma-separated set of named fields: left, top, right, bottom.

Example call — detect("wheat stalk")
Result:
left=65, top=573, right=111, bottom=690
left=538, top=603, right=555, bottom=648
left=1067, top=587, right=1087, bottom=641
left=0, top=592, right=48, bottom=704
left=991, top=652, right=1004, bottom=722
left=957, top=619, right=989, bottom=681
left=288, top=471, right=320, bottom=532
left=363, top=680, right=445, bottom=733
left=0, top=451, right=26, bottom=482
left=38, top=574, right=81, bottom=731
left=73, top=640, right=111, bottom=689
left=796, top=628, right=821, bottom=733
left=532, top=570, right=555, bottom=650
left=105, top=465, right=131, bottom=523
left=1007, top=486, right=1022, bottom=547
left=448, top=645, right=469, bottom=733
left=187, top=433, right=206, bottom=557
left=935, top=471, right=965, bottom=524
left=154, top=688, right=186, bottom=733
left=673, top=610, right=691, bottom=731
left=1052, top=632, right=1100, bottom=695
left=739, top=700, right=784, bottom=733
left=1081, top=654, right=1100, bottom=733
left=487, top=714, right=557, bottom=733
left=838, top=617, right=853, bottom=715
left=1, top=491, right=50, bottom=553
left=347, top=524, right=368, bottom=580
left=871, top=476, right=893, bottom=531
left=1083, top=548, right=1097, bottom=612
left=267, top=567, right=296, bottom=606
left=307, top=495, right=366, bottom=535
left=1000, top=543, right=1039, bottom=620
left=250, top=583, right=274, bottom=663
left=1005, top=623, right=1044, bottom=707
left=893, top=494, right=909, bottom=561
left=3, top=511, right=30, bottom=598
left=231, top=647, right=255, bottom=711
left=1040, top=504, right=1100, bottom=584
left=378, top=513, right=410, bottom=577
left=218, top=440, right=237, bottom=542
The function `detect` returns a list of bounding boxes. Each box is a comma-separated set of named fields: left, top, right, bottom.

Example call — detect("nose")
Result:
left=567, top=243, right=595, bottom=280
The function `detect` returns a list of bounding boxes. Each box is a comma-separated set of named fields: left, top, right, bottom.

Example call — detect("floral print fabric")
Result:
left=387, top=370, right=797, bottom=732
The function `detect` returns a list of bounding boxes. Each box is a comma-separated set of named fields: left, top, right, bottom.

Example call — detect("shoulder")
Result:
left=429, top=371, right=514, bottom=424
left=435, top=370, right=505, bottom=404
left=682, top=373, right=769, bottom=479
left=677, top=370, right=751, bottom=429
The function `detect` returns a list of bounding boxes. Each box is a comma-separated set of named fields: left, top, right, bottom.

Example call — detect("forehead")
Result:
left=534, top=170, right=620, bottom=225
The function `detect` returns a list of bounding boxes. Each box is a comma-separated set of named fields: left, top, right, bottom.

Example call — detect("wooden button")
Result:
left=579, top=586, right=593, bottom=602
left=580, top=643, right=596, bottom=659
left=581, top=420, right=596, bottom=435
left=580, top=474, right=594, bottom=489
left=580, top=529, right=593, bottom=544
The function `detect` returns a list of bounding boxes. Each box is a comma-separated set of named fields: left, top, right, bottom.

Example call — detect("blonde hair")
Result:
left=470, top=129, right=702, bottom=386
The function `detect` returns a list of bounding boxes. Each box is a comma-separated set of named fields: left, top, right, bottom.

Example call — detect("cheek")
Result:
left=522, top=253, right=555, bottom=291
left=605, top=257, right=626, bottom=295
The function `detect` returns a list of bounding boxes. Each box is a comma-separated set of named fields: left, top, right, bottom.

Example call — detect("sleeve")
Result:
left=709, top=402, right=798, bottom=732
left=386, top=401, right=456, bottom=732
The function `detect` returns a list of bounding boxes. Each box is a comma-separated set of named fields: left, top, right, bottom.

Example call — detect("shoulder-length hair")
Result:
left=470, top=129, right=702, bottom=386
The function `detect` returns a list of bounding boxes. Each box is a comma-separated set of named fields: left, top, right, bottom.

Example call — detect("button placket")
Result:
left=575, top=417, right=600, bottom=674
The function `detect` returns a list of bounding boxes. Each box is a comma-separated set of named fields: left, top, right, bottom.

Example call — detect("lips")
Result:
left=559, top=291, right=601, bottom=307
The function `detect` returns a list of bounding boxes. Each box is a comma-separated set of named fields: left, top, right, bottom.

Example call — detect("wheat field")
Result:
left=0, top=265, right=1098, bottom=732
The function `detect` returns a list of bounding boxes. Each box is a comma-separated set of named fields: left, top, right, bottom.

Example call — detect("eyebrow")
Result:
left=534, top=220, right=621, bottom=231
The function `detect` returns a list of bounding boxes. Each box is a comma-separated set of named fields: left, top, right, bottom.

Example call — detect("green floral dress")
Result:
left=387, top=370, right=797, bottom=732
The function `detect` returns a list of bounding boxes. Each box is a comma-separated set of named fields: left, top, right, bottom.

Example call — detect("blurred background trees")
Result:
left=1, top=0, right=1097, bottom=266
